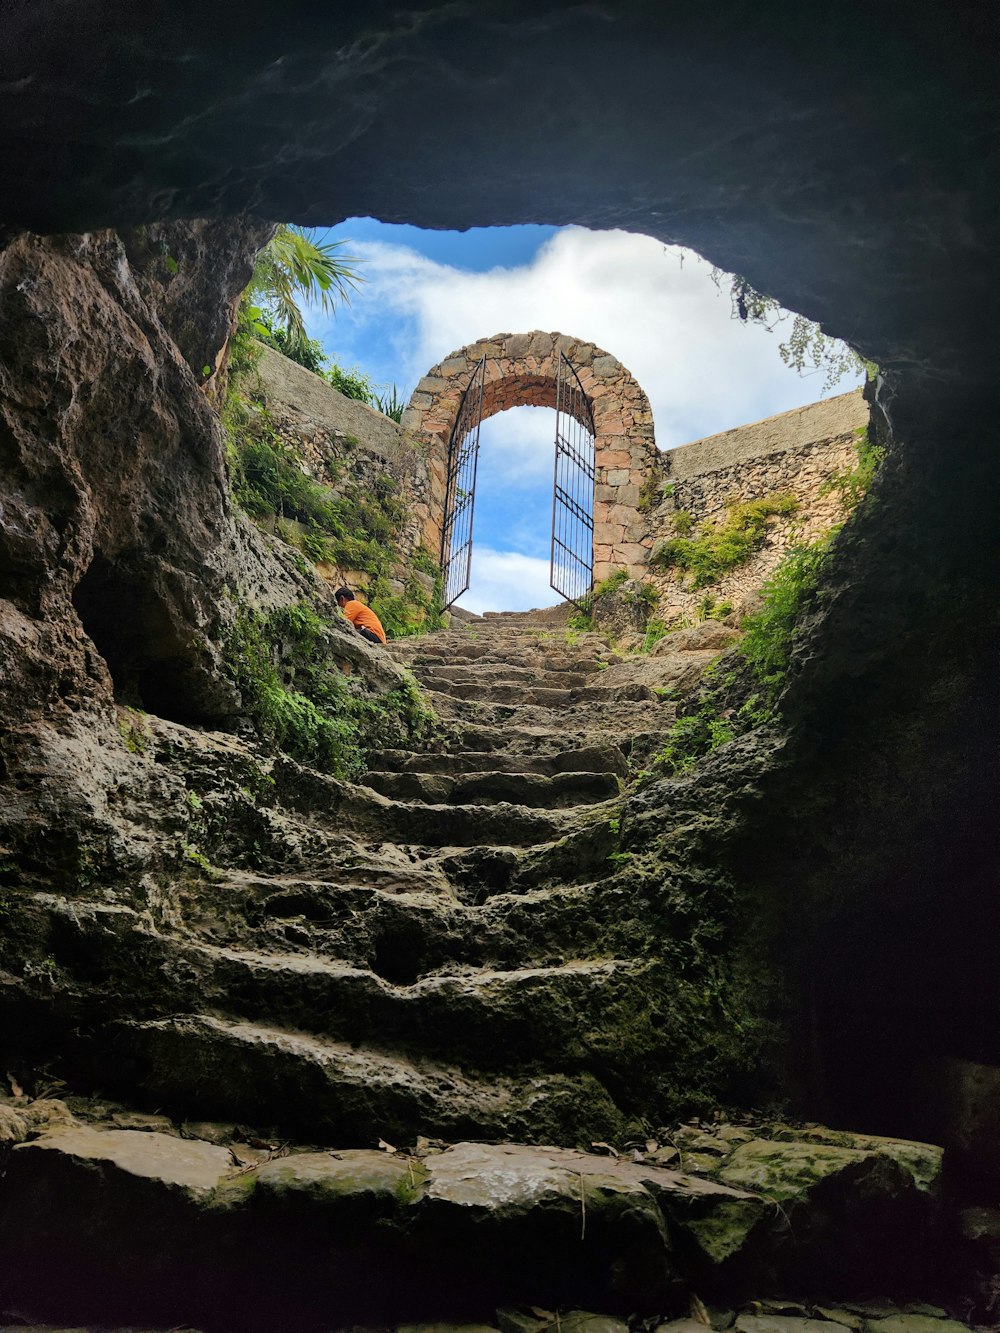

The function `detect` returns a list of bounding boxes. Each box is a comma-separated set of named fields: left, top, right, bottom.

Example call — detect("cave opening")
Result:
left=71, top=550, right=207, bottom=725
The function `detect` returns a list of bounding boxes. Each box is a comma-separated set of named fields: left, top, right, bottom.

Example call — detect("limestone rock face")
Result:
left=0, top=220, right=417, bottom=905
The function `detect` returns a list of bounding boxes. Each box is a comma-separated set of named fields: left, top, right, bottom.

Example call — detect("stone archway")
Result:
left=401, top=330, right=657, bottom=589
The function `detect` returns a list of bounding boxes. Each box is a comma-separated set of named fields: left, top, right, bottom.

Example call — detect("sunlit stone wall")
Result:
left=402, top=330, right=657, bottom=584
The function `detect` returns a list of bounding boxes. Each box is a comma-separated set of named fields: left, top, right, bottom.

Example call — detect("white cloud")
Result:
left=458, top=549, right=555, bottom=616
left=476, top=406, right=554, bottom=487
left=311, top=227, right=860, bottom=451
left=307, top=226, right=862, bottom=611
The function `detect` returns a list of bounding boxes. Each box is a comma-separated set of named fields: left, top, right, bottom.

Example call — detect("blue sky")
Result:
left=304, top=221, right=861, bottom=613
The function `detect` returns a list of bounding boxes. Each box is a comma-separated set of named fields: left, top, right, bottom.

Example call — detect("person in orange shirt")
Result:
left=335, top=586, right=387, bottom=646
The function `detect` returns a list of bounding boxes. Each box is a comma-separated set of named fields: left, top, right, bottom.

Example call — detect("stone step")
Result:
left=268, top=762, right=582, bottom=848
left=423, top=721, right=673, bottom=755
left=423, top=680, right=656, bottom=706
left=0, top=1121, right=950, bottom=1331
left=415, top=664, right=597, bottom=688
left=393, top=628, right=614, bottom=653
left=424, top=697, right=673, bottom=731
left=361, top=767, right=621, bottom=808
left=157, top=941, right=647, bottom=1071
left=109, top=1012, right=624, bottom=1147
left=366, top=744, right=630, bottom=778
left=398, top=641, right=613, bottom=665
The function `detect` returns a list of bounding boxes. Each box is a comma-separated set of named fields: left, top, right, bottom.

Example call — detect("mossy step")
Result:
left=160, top=941, right=650, bottom=1070
left=424, top=681, right=657, bottom=706
left=1, top=1133, right=776, bottom=1327
left=267, top=762, right=581, bottom=848
left=366, top=744, right=630, bottom=778
left=110, top=1012, right=625, bottom=1147
left=362, top=767, right=620, bottom=809
left=415, top=665, right=596, bottom=689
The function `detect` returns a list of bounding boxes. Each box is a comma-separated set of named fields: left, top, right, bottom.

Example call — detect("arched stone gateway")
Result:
left=401, top=331, right=657, bottom=602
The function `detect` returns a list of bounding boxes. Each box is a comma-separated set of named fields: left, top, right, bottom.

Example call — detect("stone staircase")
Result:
left=3, top=613, right=980, bottom=1328
left=12, top=610, right=686, bottom=1148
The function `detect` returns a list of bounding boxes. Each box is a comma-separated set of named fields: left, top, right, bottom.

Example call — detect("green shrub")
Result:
left=820, top=428, right=884, bottom=512
left=642, top=531, right=836, bottom=784
left=637, top=470, right=665, bottom=514
left=641, top=618, right=668, bottom=652
left=223, top=601, right=434, bottom=777
left=652, top=493, right=799, bottom=588
left=739, top=532, right=835, bottom=691
left=323, top=362, right=376, bottom=403
left=695, top=593, right=734, bottom=623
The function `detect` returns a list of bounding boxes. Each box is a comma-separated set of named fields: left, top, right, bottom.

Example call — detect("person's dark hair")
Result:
left=335, top=586, right=353, bottom=602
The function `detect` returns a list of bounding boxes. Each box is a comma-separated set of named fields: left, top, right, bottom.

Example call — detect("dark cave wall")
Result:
left=0, top=222, right=269, bottom=725
left=0, top=1, right=996, bottom=1142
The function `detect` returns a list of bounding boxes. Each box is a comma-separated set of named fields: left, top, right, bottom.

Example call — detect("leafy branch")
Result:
left=711, top=270, right=876, bottom=392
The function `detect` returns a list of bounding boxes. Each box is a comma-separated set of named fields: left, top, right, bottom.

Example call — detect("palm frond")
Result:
left=244, top=225, right=364, bottom=354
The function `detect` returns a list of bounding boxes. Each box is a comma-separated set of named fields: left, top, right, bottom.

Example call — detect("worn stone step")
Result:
left=160, top=942, right=648, bottom=1072
left=267, top=762, right=581, bottom=848
left=425, top=720, right=674, bottom=755
left=109, top=1012, right=624, bottom=1148
left=415, top=664, right=596, bottom=689
left=367, top=744, right=630, bottom=778
left=401, top=644, right=612, bottom=668
left=406, top=654, right=616, bottom=677
left=425, top=697, right=673, bottom=731
left=393, top=628, right=614, bottom=654
left=423, top=680, right=656, bottom=706
left=362, top=768, right=620, bottom=808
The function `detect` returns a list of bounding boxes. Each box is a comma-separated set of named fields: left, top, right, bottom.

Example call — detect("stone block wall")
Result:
left=642, top=389, right=870, bottom=622
left=258, top=346, right=868, bottom=624
left=256, top=347, right=433, bottom=589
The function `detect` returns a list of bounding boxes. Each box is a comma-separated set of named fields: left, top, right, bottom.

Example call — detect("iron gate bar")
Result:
left=553, top=484, right=592, bottom=527
left=550, top=352, right=596, bottom=610
left=440, top=354, right=487, bottom=610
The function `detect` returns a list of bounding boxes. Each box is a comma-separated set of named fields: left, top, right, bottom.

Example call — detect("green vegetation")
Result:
left=567, top=569, right=659, bottom=631
left=651, top=492, right=799, bottom=588
left=695, top=593, right=733, bottom=622
left=235, top=228, right=407, bottom=420
left=643, top=530, right=835, bottom=779
left=637, top=469, right=665, bottom=514
left=226, top=405, right=444, bottom=637
left=820, top=427, right=884, bottom=512
left=738, top=531, right=836, bottom=692
left=711, top=269, right=877, bottom=392
left=246, top=225, right=362, bottom=357
left=223, top=601, right=434, bottom=777
left=116, top=708, right=150, bottom=755
left=641, top=618, right=669, bottom=652
left=224, top=234, right=436, bottom=637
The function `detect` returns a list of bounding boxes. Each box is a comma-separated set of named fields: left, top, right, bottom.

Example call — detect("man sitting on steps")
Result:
left=335, top=586, right=387, bottom=647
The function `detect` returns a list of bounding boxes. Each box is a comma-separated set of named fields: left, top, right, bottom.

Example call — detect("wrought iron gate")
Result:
left=550, top=353, right=596, bottom=608
left=440, top=355, right=486, bottom=609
